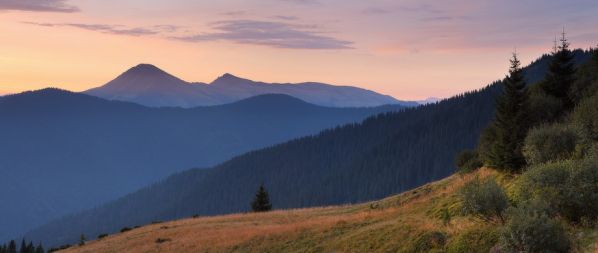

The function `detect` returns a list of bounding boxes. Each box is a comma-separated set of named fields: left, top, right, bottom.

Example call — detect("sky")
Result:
left=0, top=0, right=597, bottom=100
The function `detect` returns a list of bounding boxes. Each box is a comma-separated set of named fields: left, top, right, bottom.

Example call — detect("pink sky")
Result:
left=0, top=0, right=597, bottom=100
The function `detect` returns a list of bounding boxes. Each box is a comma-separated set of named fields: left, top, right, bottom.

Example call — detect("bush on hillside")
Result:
left=572, top=94, right=598, bottom=143
left=516, top=157, right=598, bottom=224
left=446, top=227, right=499, bottom=253
left=405, top=231, right=446, bottom=253
left=455, top=150, right=483, bottom=174
left=459, top=177, right=509, bottom=224
left=500, top=203, right=570, bottom=253
left=523, top=124, right=577, bottom=165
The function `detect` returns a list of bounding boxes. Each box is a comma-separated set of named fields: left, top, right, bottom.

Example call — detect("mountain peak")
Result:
left=211, top=73, right=249, bottom=85
left=86, top=64, right=189, bottom=94
left=123, top=64, right=169, bottom=76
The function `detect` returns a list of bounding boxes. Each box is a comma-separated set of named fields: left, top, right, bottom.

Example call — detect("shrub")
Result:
left=514, top=161, right=571, bottom=217
left=455, top=150, right=483, bottom=174
left=561, top=157, right=598, bottom=223
left=446, top=227, right=499, bottom=253
left=459, top=177, right=508, bottom=224
left=572, top=94, right=598, bottom=143
left=405, top=231, right=446, bottom=253
left=97, top=234, right=108, bottom=239
left=120, top=227, right=132, bottom=233
left=516, top=157, right=598, bottom=224
left=500, top=204, right=570, bottom=253
left=522, top=124, right=577, bottom=165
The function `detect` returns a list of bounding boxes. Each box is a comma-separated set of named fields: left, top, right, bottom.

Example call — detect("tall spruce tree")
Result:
left=488, top=52, right=529, bottom=172
left=541, top=31, right=576, bottom=110
left=251, top=184, right=272, bottom=212
left=7, top=241, right=15, bottom=253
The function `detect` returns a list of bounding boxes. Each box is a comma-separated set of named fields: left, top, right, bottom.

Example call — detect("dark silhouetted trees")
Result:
left=251, top=184, right=272, bottom=212
left=541, top=31, right=576, bottom=111
left=0, top=240, right=42, bottom=253
left=485, top=53, right=530, bottom=172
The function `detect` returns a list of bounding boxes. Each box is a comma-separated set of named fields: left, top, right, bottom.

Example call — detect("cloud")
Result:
left=172, top=19, right=353, bottom=49
left=221, top=10, right=246, bottom=16
left=0, top=0, right=78, bottom=12
left=271, top=15, right=299, bottom=20
left=23, top=22, right=170, bottom=36
left=278, top=0, right=318, bottom=5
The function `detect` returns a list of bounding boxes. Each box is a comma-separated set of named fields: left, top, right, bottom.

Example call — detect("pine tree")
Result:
left=7, top=241, right=16, bottom=253
left=79, top=234, right=86, bottom=246
left=488, top=52, right=529, bottom=172
left=541, top=30, right=576, bottom=110
left=34, top=244, right=43, bottom=253
left=18, top=240, right=25, bottom=253
left=251, top=184, right=272, bottom=212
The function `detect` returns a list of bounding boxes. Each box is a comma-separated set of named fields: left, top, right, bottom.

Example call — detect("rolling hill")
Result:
left=84, top=64, right=413, bottom=108
left=53, top=168, right=598, bottom=253
left=26, top=50, right=593, bottom=247
left=0, top=90, right=400, bottom=242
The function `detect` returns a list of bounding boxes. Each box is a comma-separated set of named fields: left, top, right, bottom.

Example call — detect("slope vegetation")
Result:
left=58, top=168, right=598, bottom=253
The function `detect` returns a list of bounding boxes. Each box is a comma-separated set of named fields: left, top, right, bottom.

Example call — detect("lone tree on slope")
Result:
left=251, top=184, right=272, bottom=212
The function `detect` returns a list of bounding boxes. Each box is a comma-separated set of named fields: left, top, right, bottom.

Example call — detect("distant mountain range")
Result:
left=25, top=49, right=593, bottom=248
left=84, top=64, right=415, bottom=108
left=0, top=89, right=403, bottom=242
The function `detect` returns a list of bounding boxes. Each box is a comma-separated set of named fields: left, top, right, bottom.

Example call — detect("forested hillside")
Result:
left=0, top=91, right=398, bottom=243
left=25, top=49, right=592, bottom=247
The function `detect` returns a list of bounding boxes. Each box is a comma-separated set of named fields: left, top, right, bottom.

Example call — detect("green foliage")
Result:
left=251, top=184, right=272, bottom=212
left=516, top=157, right=598, bottom=223
left=523, top=124, right=577, bottom=165
left=485, top=54, right=530, bottom=172
left=572, top=94, right=598, bottom=144
left=454, top=150, right=483, bottom=174
left=570, top=47, right=598, bottom=104
left=500, top=203, right=570, bottom=253
left=405, top=231, right=446, bottom=253
left=541, top=33, right=576, bottom=111
left=528, top=86, right=565, bottom=124
left=446, top=227, right=499, bottom=253
left=459, top=177, right=508, bottom=224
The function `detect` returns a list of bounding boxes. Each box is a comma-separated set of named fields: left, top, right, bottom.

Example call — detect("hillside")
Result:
left=24, top=50, right=593, bottom=247
left=85, top=64, right=411, bottom=108
left=0, top=90, right=399, bottom=242
left=55, top=168, right=598, bottom=253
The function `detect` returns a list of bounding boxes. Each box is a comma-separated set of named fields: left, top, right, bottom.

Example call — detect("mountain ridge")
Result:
left=0, top=89, right=403, bottom=242
left=84, top=64, right=413, bottom=108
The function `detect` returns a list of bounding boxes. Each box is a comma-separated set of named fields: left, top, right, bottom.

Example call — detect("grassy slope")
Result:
left=59, top=169, right=598, bottom=253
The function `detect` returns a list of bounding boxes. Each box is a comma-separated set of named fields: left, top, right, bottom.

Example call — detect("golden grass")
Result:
left=59, top=168, right=595, bottom=253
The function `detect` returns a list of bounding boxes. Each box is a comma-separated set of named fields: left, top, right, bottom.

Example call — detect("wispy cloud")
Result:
left=278, top=0, right=319, bottom=5
left=271, top=15, right=299, bottom=20
left=172, top=19, right=353, bottom=49
left=0, top=0, right=78, bottom=12
left=23, top=22, right=179, bottom=36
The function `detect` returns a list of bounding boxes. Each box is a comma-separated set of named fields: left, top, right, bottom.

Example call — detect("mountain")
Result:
left=0, top=90, right=402, bottom=242
left=85, top=64, right=413, bottom=108
left=26, top=50, right=593, bottom=247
